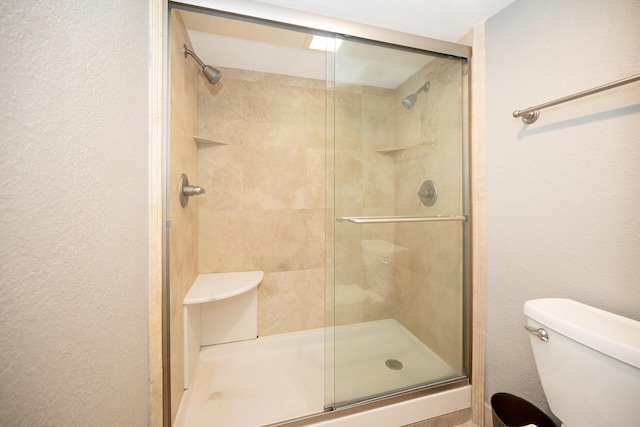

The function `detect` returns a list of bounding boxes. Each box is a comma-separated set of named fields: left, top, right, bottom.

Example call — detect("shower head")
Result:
left=402, top=93, right=419, bottom=109
left=202, top=65, right=222, bottom=85
left=183, top=45, right=222, bottom=85
left=402, top=81, right=431, bottom=109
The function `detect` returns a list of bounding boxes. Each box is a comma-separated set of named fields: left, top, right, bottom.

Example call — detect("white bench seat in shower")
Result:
left=183, top=270, right=264, bottom=389
left=184, top=271, right=264, bottom=304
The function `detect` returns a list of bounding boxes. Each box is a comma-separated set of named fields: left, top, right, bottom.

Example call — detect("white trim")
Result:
left=309, top=386, right=471, bottom=426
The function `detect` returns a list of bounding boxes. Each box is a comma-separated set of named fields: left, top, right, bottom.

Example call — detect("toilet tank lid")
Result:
left=524, top=298, right=640, bottom=369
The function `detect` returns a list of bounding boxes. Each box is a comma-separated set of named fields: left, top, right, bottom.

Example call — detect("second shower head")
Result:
left=402, top=81, right=431, bottom=109
left=183, top=45, right=222, bottom=85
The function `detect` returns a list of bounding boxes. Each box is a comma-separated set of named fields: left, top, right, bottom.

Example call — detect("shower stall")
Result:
left=167, top=3, right=470, bottom=426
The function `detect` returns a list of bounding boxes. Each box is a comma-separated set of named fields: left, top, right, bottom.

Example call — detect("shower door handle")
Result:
left=337, top=215, right=467, bottom=224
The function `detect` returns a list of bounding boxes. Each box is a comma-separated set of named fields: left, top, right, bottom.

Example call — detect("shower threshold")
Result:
left=174, top=319, right=459, bottom=427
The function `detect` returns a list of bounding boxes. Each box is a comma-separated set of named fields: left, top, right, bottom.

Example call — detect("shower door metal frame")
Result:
left=157, top=1, right=473, bottom=425
left=328, top=37, right=471, bottom=409
left=171, top=0, right=470, bottom=58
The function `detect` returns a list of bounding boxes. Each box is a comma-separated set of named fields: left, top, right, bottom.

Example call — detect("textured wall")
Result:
left=485, top=0, right=640, bottom=420
left=0, top=1, right=150, bottom=425
left=169, top=11, right=201, bottom=420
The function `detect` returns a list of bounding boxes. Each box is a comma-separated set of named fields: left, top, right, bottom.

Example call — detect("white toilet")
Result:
left=524, top=298, right=640, bottom=427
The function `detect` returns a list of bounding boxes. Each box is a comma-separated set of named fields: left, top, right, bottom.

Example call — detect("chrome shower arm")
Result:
left=184, top=45, right=206, bottom=69
left=183, top=44, right=222, bottom=85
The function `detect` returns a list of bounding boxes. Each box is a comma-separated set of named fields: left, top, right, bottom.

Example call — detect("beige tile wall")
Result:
left=168, top=11, right=200, bottom=422
left=333, top=83, right=397, bottom=325
left=197, top=68, right=327, bottom=335
left=392, top=58, right=466, bottom=371
left=195, top=55, right=466, bottom=369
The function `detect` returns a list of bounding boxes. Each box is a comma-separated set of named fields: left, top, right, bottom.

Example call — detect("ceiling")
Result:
left=180, top=0, right=515, bottom=88
left=249, top=0, right=515, bottom=42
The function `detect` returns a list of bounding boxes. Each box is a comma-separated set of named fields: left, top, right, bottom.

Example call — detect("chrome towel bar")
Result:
left=513, top=73, right=640, bottom=124
left=337, top=215, right=467, bottom=224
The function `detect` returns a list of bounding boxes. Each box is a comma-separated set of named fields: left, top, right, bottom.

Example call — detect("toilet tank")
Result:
left=524, top=298, right=640, bottom=427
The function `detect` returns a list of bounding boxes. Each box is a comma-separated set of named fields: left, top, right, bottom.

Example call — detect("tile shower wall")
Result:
left=333, top=58, right=464, bottom=360
left=196, top=60, right=464, bottom=364
left=169, top=11, right=199, bottom=420
left=197, top=71, right=399, bottom=334
left=197, top=68, right=326, bottom=335
left=393, top=58, right=465, bottom=370
left=334, top=84, right=397, bottom=325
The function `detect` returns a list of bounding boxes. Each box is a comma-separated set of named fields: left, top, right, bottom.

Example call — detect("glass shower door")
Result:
left=326, top=35, right=469, bottom=408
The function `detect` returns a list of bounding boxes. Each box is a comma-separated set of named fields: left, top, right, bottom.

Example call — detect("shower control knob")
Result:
left=179, top=173, right=205, bottom=207
left=418, top=180, right=438, bottom=207
left=183, top=185, right=205, bottom=196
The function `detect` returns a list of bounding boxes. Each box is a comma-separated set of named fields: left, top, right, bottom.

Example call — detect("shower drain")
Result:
left=385, top=359, right=403, bottom=370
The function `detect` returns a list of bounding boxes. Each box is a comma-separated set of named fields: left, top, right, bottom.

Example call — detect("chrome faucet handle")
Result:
left=525, top=325, right=549, bottom=342
left=179, top=174, right=205, bottom=207
left=183, top=185, right=205, bottom=196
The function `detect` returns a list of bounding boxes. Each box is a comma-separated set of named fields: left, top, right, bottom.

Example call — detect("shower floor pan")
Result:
left=176, top=318, right=458, bottom=427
